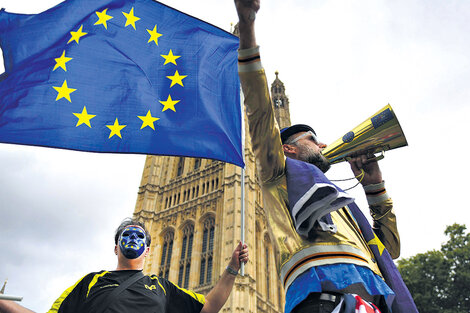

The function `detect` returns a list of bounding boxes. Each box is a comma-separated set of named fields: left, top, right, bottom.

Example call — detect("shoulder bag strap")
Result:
left=90, top=271, right=145, bottom=313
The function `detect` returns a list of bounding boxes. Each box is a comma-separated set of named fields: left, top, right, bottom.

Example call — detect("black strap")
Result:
left=90, top=271, right=144, bottom=313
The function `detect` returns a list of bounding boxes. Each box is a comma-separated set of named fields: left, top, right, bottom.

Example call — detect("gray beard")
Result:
left=297, top=144, right=331, bottom=173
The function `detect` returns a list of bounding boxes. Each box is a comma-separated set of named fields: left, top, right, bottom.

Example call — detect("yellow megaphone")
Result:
left=321, top=104, right=408, bottom=164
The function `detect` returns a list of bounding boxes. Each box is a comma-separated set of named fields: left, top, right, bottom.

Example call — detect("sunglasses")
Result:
left=285, top=131, right=319, bottom=145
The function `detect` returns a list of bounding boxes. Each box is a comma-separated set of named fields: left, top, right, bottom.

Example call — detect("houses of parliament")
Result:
left=133, top=66, right=291, bottom=313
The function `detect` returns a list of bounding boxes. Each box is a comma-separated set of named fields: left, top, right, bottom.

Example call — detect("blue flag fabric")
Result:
left=0, top=0, right=244, bottom=167
left=347, top=202, right=419, bottom=313
left=285, top=157, right=418, bottom=313
left=285, top=157, right=355, bottom=236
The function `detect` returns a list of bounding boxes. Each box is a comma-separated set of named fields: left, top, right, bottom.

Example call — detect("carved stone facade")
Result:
left=133, top=74, right=291, bottom=313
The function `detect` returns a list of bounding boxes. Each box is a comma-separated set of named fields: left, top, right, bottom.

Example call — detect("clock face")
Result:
left=275, top=99, right=282, bottom=107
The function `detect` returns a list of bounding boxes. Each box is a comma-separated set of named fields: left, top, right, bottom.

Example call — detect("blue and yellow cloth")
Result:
left=0, top=0, right=243, bottom=166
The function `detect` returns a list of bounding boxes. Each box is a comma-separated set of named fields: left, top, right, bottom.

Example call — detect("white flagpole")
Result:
left=0, top=295, right=23, bottom=301
left=240, top=86, right=246, bottom=277
left=240, top=166, right=245, bottom=276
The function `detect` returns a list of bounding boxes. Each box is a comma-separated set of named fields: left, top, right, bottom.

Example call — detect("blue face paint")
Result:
left=119, top=226, right=147, bottom=259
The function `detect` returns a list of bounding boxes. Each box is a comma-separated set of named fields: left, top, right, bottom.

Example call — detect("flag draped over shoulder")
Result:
left=285, top=157, right=418, bottom=313
left=0, top=0, right=244, bottom=167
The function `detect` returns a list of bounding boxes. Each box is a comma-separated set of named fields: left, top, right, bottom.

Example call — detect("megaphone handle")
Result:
left=345, top=151, right=385, bottom=165
left=367, top=151, right=384, bottom=162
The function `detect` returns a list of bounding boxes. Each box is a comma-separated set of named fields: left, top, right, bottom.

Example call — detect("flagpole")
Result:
left=0, top=295, right=23, bottom=301
left=240, top=166, right=245, bottom=276
left=240, top=86, right=246, bottom=277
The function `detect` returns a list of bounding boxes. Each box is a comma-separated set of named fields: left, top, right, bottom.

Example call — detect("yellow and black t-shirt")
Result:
left=47, top=270, right=205, bottom=313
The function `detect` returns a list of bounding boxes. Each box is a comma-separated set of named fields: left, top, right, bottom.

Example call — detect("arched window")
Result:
left=265, top=234, right=271, bottom=299
left=177, top=157, right=185, bottom=176
left=199, top=217, right=215, bottom=285
left=159, top=231, right=174, bottom=280
left=255, top=224, right=262, bottom=291
left=266, top=246, right=270, bottom=297
left=178, top=224, right=194, bottom=288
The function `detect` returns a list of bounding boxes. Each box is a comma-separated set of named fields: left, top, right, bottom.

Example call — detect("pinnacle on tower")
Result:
left=270, top=71, right=292, bottom=129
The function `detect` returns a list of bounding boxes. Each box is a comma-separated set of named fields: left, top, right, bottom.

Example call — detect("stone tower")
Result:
left=271, top=71, right=291, bottom=129
left=133, top=72, right=291, bottom=313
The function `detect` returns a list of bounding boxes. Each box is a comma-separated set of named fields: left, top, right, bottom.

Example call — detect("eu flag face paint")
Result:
left=119, top=226, right=147, bottom=259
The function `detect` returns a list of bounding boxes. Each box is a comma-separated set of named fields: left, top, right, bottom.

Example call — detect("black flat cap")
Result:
left=280, top=124, right=316, bottom=144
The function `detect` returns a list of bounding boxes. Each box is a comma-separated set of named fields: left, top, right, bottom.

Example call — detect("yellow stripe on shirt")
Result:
left=171, top=281, right=205, bottom=304
left=87, top=271, right=109, bottom=297
left=150, top=275, right=167, bottom=295
left=47, top=274, right=89, bottom=313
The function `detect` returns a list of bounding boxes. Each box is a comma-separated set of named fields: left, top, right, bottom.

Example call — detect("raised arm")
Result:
left=200, top=242, right=248, bottom=313
left=234, top=0, right=259, bottom=49
left=235, top=0, right=285, bottom=184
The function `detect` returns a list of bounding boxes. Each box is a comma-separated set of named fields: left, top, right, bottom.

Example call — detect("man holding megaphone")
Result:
left=234, top=0, right=418, bottom=312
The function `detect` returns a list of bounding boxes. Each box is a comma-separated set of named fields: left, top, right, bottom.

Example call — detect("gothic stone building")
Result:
left=133, top=73, right=291, bottom=313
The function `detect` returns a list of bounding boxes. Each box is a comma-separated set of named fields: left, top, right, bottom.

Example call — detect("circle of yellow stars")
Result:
left=51, top=7, right=187, bottom=139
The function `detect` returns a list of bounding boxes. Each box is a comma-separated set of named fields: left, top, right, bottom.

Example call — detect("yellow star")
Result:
left=94, top=8, right=113, bottom=29
left=147, top=25, right=162, bottom=45
left=367, top=233, right=385, bottom=256
left=122, top=7, right=140, bottom=30
left=52, top=80, right=76, bottom=102
left=73, top=106, right=96, bottom=128
left=53, top=50, right=72, bottom=72
left=161, top=49, right=181, bottom=66
left=166, top=70, right=187, bottom=87
left=68, top=25, right=87, bottom=44
left=138, top=110, right=160, bottom=130
left=106, top=118, right=126, bottom=139
left=159, top=95, right=180, bottom=112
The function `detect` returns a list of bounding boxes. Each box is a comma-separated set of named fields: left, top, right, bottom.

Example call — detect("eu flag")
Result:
left=0, top=0, right=244, bottom=167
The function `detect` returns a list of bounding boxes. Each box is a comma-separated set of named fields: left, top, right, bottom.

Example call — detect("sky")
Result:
left=1, top=0, right=469, bottom=311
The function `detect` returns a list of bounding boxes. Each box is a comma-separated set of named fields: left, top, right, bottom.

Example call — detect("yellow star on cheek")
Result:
left=94, top=8, right=113, bottom=29
left=166, top=70, right=187, bottom=87
left=106, top=118, right=127, bottom=139
left=138, top=110, right=160, bottom=130
left=67, top=25, right=87, bottom=44
left=159, top=95, right=180, bottom=112
left=147, top=25, right=162, bottom=45
left=73, top=106, right=96, bottom=128
left=367, top=233, right=385, bottom=256
left=161, top=49, right=181, bottom=66
left=53, top=80, right=76, bottom=102
left=122, top=7, right=140, bottom=30
left=53, top=50, right=72, bottom=72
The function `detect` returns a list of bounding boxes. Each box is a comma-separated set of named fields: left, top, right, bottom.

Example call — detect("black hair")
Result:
left=114, top=217, right=151, bottom=246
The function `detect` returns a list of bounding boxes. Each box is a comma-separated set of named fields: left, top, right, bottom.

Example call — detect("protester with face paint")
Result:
left=0, top=218, right=249, bottom=313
